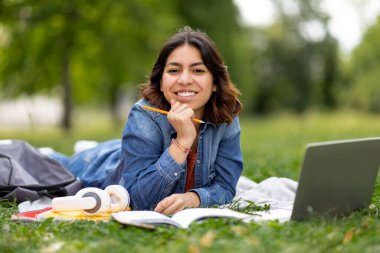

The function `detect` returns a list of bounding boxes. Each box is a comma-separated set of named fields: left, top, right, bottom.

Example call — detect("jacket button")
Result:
left=174, top=172, right=178, bottom=176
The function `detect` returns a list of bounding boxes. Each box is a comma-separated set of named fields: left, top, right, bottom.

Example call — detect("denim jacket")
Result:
left=56, top=98, right=243, bottom=210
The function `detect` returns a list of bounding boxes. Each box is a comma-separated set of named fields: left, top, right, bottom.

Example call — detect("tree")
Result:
left=0, top=1, right=85, bottom=130
left=0, top=0, right=181, bottom=130
left=69, top=0, right=180, bottom=123
left=344, top=16, right=380, bottom=112
left=1, top=0, right=258, bottom=127
left=248, top=0, right=340, bottom=114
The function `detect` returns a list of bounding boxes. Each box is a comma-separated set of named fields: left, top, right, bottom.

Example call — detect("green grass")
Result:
left=2, top=109, right=380, bottom=253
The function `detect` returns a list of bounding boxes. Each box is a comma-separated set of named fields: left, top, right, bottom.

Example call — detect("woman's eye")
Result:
left=194, top=69, right=205, bottom=73
left=167, top=69, right=179, bottom=73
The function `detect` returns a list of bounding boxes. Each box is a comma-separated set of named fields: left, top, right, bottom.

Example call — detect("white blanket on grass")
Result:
left=233, top=176, right=297, bottom=222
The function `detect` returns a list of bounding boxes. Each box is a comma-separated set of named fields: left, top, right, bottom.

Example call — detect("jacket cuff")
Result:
left=190, top=188, right=210, bottom=207
left=156, top=148, right=186, bottom=185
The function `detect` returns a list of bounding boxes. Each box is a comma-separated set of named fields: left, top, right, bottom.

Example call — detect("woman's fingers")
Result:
left=154, top=193, right=201, bottom=215
left=154, top=195, right=186, bottom=215
left=161, top=201, right=184, bottom=215
left=169, top=102, right=194, bottom=120
left=171, top=101, right=188, bottom=114
left=154, top=196, right=175, bottom=213
left=170, top=99, right=181, bottom=112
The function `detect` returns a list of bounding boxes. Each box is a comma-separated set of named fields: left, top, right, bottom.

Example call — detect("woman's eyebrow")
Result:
left=165, top=61, right=205, bottom=67
left=190, top=62, right=205, bottom=67
left=165, top=62, right=181, bottom=67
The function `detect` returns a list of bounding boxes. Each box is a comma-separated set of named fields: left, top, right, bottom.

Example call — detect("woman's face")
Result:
left=161, top=44, right=216, bottom=119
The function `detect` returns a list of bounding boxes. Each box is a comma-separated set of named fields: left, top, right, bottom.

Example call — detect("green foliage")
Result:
left=248, top=0, right=340, bottom=114
left=0, top=1, right=63, bottom=95
left=2, top=111, right=380, bottom=252
left=226, top=200, right=271, bottom=214
left=3, top=0, right=379, bottom=131
left=0, top=0, right=182, bottom=128
left=0, top=0, right=255, bottom=128
left=0, top=0, right=178, bottom=99
left=344, top=16, right=380, bottom=112
left=345, top=70, right=380, bottom=112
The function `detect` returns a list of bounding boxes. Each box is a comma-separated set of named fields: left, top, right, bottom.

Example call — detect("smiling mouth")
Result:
left=175, top=91, right=198, bottom=97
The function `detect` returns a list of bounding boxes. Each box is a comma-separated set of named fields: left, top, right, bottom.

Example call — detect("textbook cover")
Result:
left=11, top=208, right=111, bottom=222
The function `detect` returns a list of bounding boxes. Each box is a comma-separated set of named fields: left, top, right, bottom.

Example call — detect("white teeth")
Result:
left=176, top=91, right=196, bottom=97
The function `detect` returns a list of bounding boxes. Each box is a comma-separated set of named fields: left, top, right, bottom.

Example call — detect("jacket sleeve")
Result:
left=118, top=104, right=186, bottom=210
left=190, top=117, right=243, bottom=207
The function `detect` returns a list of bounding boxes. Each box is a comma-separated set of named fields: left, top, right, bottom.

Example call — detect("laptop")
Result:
left=291, top=137, right=380, bottom=221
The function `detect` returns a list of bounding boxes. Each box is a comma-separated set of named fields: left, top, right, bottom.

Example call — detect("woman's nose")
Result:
left=178, top=71, right=193, bottom=85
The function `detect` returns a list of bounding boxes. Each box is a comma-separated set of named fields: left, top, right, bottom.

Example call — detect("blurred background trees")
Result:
left=0, top=0, right=378, bottom=131
left=0, top=0, right=181, bottom=129
left=343, top=16, right=380, bottom=113
left=249, top=0, right=339, bottom=114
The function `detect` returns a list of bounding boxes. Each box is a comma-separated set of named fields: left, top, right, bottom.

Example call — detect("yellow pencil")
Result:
left=143, top=105, right=205, bottom=124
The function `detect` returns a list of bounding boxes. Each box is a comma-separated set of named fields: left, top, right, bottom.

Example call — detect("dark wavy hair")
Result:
left=140, top=26, right=242, bottom=125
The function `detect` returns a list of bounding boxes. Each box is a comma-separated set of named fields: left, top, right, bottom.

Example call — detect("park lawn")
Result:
left=1, top=110, right=380, bottom=253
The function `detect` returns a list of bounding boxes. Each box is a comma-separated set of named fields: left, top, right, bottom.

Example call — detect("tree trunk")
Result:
left=109, top=84, right=121, bottom=125
left=61, top=2, right=76, bottom=132
left=61, top=47, right=72, bottom=131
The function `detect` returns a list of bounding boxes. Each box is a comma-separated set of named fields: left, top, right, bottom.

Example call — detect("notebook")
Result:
left=290, top=137, right=380, bottom=221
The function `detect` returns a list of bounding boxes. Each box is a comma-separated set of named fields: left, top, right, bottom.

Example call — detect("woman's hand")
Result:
left=167, top=99, right=197, bottom=164
left=154, top=192, right=200, bottom=215
left=167, top=99, right=197, bottom=149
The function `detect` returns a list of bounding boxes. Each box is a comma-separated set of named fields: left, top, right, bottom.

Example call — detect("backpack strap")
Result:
left=1, top=187, right=41, bottom=202
left=60, top=180, right=84, bottom=196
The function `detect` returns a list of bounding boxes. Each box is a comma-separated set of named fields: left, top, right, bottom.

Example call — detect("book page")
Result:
left=171, top=208, right=250, bottom=229
left=112, top=211, right=182, bottom=228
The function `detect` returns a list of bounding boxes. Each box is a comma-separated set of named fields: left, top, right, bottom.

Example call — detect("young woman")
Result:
left=52, top=27, right=243, bottom=214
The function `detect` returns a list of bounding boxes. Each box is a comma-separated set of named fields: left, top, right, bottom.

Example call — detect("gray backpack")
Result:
left=0, top=140, right=82, bottom=203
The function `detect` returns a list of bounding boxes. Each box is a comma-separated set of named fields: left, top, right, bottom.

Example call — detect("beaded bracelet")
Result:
left=171, top=139, right=192, bottom=153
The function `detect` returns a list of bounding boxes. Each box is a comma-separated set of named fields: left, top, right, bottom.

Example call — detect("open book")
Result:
left=111, top=208, right=250, bottom=229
